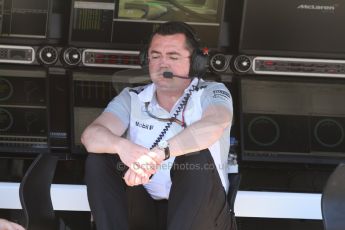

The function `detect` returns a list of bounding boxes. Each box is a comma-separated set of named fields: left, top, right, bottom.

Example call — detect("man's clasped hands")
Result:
left=117, top=139, right=167, bottom=186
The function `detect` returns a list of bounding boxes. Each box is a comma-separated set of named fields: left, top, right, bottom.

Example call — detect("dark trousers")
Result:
left=85, top=149, right=232, bottom=230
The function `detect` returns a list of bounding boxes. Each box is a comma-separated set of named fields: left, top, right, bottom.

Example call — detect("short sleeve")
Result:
left=200, top=82, right=233, bottom=112
left=104, top=87, right=131, bottom=127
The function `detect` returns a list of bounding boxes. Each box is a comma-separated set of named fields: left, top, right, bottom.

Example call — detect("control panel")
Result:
left=0, top=45, right=35, bottom=64
left=82, top=49, right=141, bottom=69
left=233, top=56, right=345, bottom=78
left=0, top=45, right=144, bottom=69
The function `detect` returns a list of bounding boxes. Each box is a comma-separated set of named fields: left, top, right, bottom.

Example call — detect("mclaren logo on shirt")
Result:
left=135, top=121, right=154, bottom=130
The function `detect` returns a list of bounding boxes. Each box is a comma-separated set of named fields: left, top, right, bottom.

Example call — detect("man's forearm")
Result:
left=81, top=124, right=126, bottom=154
left=168, top=106, right=232, bottom=156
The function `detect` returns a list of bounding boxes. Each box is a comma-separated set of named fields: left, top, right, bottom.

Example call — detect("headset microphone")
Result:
left=163, top=71, right=191, bottom=79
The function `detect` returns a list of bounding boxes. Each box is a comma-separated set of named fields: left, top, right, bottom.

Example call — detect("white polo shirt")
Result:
left=105, top=78, right=233, bottom=200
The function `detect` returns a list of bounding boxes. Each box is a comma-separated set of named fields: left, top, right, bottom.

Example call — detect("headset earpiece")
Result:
left=189, top=48, right=209, bottom=78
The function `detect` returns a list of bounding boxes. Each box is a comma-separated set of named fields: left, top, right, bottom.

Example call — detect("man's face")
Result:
left=148, top=33, right=192, bottom=92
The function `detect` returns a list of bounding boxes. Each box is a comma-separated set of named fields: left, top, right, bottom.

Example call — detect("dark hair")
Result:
left=148, top=21, right=200, bottom=52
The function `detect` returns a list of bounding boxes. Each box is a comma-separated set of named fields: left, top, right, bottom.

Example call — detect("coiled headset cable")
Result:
left=149, top=80, right=200, bottom=149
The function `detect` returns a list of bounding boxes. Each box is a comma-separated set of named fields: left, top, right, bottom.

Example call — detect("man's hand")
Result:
left=117, top=139, right=157, bottom=178
left=123, top=148, right=169, bottom=186
left=0, top=218, right=25, bottom=230
left=123, top=169, right=150, bottom=186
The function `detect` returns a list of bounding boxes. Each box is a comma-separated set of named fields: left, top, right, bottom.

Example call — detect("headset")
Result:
left=139, top=21, right=209, bottom=78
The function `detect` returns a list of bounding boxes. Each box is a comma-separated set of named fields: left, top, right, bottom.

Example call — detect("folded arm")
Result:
left=81, top=112, right=127, bottom=154
left=81, top=112, right=156, bottom=178
left=168, top=105, right=232, bottom=157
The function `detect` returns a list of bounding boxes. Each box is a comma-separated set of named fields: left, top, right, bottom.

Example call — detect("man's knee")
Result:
left=171, top=149, right=215, bottom=179
left=175, top=149, right=213, bottom=164
left=85, top=154, right=113, bottom=183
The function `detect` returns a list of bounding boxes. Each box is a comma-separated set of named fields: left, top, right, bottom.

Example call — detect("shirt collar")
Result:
left=138, top=83, right=156, bottom=103
left=138, top=78, right=201, bottom=103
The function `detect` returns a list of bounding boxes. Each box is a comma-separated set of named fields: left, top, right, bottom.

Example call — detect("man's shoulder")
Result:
left=198, top=80, right=226, bottom=90
left=197, top=80, right=231, bottom=100
left=127, top=84, right=151, bottom=94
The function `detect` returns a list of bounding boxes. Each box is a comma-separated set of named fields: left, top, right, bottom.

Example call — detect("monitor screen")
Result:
left=239, top=0, right=345, bottom=59
left=1, top=0, right=49, bottom=38
left=0, top=0, right=66, bottom=43
left=0, top=67, right=49, bottom=154
left=69, top=0, right=226, bottom=49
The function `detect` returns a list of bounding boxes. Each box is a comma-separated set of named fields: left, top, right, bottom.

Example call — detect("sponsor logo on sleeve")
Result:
left=212, top=90, right=230, bottom=99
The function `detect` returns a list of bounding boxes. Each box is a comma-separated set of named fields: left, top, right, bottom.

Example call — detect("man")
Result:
left=0, top=218, right=25, bottom=230
left=82, top=21, right=233, bottom=230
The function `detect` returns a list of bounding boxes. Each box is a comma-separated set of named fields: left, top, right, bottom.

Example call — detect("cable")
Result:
left=150, top=81, right=200, bottom=149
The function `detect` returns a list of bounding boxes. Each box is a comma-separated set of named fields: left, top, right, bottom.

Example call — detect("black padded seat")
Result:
left=321, top=163, right=345, bottom=230
left=19, top=153, right=66, bottom=230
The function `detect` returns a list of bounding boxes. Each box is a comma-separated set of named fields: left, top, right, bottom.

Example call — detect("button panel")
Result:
left=82, top=49, right=141, bottom=69
left=253, top=57, right=345, bottom=78
left=0, top=45, right=35, bottom=64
